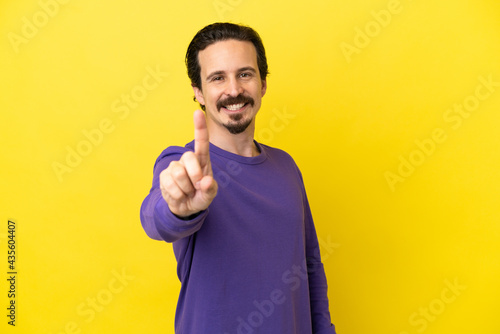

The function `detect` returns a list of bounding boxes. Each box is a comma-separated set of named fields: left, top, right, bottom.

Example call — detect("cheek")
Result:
left=208, top=90, right=223, bottom=104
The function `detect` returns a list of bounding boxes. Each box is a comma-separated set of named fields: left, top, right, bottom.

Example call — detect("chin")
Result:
left=224, top=118, right=253, bottom=135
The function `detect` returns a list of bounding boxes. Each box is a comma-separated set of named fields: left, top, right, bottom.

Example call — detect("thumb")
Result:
left=199, top=174, right=218, bottom=199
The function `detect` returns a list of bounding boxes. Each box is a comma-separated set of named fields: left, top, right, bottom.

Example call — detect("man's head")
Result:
left=186, top=22, right=269, bottom=97
left=185, top=23, right=269, bottom=135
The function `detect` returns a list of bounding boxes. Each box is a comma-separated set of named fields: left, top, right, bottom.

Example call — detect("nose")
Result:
left=224, top=77, right=244, bottom=97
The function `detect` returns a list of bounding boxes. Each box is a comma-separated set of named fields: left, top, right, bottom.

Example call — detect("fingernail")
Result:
left=195, top=181, right=201, bottom=189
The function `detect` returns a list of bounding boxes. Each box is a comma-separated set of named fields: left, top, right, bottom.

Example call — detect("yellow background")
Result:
left=1, top=0, right=499, bottom=333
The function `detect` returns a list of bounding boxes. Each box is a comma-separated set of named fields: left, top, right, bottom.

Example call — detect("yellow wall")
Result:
left=1, top=0, right=499, bottom=333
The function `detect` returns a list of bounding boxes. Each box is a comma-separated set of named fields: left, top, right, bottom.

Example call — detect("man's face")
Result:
left=193, top=39, right=267, bottom=135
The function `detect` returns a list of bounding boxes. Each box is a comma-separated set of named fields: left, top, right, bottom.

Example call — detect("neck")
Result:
left=208, top=121, right=259, bottom=157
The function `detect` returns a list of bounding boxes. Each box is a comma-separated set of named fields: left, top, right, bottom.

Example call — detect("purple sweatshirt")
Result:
left=140, top=140, right=336, bottom=334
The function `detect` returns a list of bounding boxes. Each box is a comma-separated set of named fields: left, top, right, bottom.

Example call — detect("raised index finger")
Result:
left=193, top=109, right=210, bottom=173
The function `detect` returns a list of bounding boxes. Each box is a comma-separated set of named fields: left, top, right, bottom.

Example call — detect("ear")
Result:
left=192, top=84, right=206, bottom=106
left=261, top=79, right=267, bottom=97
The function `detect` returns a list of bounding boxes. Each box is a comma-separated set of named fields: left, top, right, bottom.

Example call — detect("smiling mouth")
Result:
left=224, top=103, right=246, bottom=111
left=217, top=94, right=254, bottom=112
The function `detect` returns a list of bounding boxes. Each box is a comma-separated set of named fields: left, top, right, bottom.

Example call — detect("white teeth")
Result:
left=225, top=103, right=245, bottom=111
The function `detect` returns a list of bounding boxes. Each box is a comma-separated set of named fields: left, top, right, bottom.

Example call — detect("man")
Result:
left=140, top=22, right=336, bottom=333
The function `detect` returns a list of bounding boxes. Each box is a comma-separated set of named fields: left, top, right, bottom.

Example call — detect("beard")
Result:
left=223, top=113, right=253, bottom=134
left=217, top=94, right=255, bottom=134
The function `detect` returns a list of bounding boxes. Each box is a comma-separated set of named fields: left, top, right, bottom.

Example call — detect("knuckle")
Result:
left=164, top=179, right=174, bottom=191
left=170, top=191, right=183, bottom=201
left=183, top=151, right=196, bottom=160
left=160, top=173, right=174, bottom=188
left=166, top=186, right=183, bottom=201
left=183, top=151, right=200, bottom=167
left=172, top=166, right=187, bottom=180
left=167, top=160, right=181, bottom=171
left=159, top=168, right=169, bottom=180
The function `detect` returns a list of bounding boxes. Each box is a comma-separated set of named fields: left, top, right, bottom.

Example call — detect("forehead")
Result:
left=198, top=39, right=258, bottom=75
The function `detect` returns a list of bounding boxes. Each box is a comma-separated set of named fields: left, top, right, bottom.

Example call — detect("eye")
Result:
left=212, top=76, right=223, bottom=81
left=240, top=72, right=252, bottom=78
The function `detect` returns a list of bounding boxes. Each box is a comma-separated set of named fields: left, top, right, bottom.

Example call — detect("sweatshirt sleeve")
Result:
left=140, top=146, right=208, bottom=243
left=298, top=171, right=337, bottom=334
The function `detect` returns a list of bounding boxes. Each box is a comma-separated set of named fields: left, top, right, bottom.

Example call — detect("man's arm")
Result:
left=140, top=110, right=218, bottom=242
left=299, top=172, right=337, bottom=334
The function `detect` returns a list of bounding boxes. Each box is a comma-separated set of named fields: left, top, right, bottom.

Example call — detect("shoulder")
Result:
left=259, top=142, right=297, bottom=165
left=153, top=141, right=195, bottom=169
left=258, top=142, right=305, bottom=178
left=258, top=143, right=308, bottom=194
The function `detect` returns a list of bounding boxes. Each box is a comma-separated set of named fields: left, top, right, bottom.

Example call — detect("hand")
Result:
left=159, top=110, right=218, bottom=218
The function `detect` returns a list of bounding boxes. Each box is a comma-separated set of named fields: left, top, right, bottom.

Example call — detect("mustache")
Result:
left=216, top=94, right=254, bottom=111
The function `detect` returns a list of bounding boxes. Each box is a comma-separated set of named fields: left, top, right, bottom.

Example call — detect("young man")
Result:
left=140, top=22, right=337, bottom=333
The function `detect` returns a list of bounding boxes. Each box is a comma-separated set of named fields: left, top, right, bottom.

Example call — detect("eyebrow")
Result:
left=205, top=67, right=257, bottom=81
left=238, top=67, right=257, bottom=74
